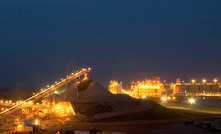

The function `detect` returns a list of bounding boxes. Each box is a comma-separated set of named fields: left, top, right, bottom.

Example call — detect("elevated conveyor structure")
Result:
left=0, top=68, right=91, bottom=118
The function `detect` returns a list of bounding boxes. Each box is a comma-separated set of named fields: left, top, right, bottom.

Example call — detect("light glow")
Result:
left=189, top=98, right=195, bottom=104
left=35, top=119, right=39, bottom=125
left=56, top=105, right=61, bottom=110
left=161, top=97, right=167, bottom=102
left=214, top=79, right=217, bottom=83
left=142, top=95, right=146, bottom=99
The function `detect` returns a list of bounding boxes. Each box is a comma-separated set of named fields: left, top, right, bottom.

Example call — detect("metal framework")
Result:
left=0, top=68, right=91, bottom=118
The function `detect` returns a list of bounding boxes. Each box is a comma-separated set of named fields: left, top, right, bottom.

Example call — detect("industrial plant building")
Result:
left=108, top=78, right=221, bottom=100
left=172, top=78, right=221, bottom=97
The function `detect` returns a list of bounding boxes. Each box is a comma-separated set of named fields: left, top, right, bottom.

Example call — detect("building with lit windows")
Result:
left=172, top=78, right=221, bottom=97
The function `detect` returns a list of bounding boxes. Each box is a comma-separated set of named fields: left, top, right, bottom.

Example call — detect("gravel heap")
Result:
left=58, top=78, right=135, bottom=102
left=57, top=78, right=174, bottom=121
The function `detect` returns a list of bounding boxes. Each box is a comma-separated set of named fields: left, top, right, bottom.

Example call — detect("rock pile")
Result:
left=57, top=78, right=175, bottom=121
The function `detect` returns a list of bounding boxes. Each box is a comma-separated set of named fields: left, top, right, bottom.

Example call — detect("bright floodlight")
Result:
left=142, top=95, right=146, bottom=99
left=161, top=97, right=167, bottom=102
left=191, top=79, right=195, bottom=84
left=35, top=119, right=39, bottom=126
left=189, top=98, right=195, bottom=104
left=56, top=105, right=61, bottom=110
left=202, top=79, right=206, bottom=83
left=214, top=79, right=217, bottom=83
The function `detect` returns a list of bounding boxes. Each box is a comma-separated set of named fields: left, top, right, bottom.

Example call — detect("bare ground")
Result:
left=42, top=109, right=221, bottom=134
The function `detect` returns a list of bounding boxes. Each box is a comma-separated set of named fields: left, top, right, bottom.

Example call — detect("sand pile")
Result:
left=83, top=100, right=175, bottom=121
left=58, top=82, right=79, bottom=102
left=78, top=82, right=135, bottom=102
left=57, top=78, right=175, bottom=121
left=58, top=78, right=135, bottom=103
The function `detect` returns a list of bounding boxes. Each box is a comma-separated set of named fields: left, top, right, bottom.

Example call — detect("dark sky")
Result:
left=0, top=0, right=221, bottom=88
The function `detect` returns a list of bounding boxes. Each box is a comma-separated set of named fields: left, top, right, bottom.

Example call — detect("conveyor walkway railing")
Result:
left=0, top=68, right=91, bottom=118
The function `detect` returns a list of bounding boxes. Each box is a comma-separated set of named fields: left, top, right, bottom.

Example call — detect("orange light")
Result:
left=214, top=79, right=217, bottom=83
left=35, top=119, right=39, bottom=125
left=161, top=97, right=167, bottom=101
left=56, top=105, right=61, bottom=110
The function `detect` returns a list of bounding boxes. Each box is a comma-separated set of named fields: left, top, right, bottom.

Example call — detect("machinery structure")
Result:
left=108, top=81, right=122, bottom=94
left=130, top=80, right=164, bottom=98
left=0, top=68, right=91, bottom=119
left=108, top=78, right=165, bottom=99
left=108, top=78, right=221, bottom=102
left=172, top=78, right=221, bottom=97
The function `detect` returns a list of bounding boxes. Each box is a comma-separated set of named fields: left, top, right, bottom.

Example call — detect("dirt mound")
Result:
left=94, top=101, right=175, bottom=121
left=58, top=82, right=79, bottom=102
left=78, top=82, right=135, bottom=102
left=58, top=78, right=135, bottom=103
left=58, top=78, right=174, bottom=121
left=73, top=100, right=175, bottom=121
left=72, top=100, right=142, bottom=116
left=77, top=78, right=93, bottom=92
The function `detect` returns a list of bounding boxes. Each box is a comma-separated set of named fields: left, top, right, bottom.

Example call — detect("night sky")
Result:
left=0, top=0, right=221, bottom=88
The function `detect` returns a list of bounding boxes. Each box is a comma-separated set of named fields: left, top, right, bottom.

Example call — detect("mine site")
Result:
left=1, top=1, right=221, bottom=134
left=0, top=67, right=221, bottom=134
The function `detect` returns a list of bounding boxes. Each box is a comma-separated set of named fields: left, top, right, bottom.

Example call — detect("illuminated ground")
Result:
left=38, top=108, right=221, bottom=134
left=162, top=103, right=221, bottom=115
left=1, top=104, right=221, bottom=134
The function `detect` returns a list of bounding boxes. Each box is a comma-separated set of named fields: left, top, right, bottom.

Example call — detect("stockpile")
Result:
left=58, top=78, right=135, bottom=103
left=57, top=78, right=175, bottom=121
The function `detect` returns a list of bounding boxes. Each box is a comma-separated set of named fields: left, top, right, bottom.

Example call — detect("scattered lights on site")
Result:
left=109, top=79, right=163, bottom=99
left=0, top=68, right=91, bottom=115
